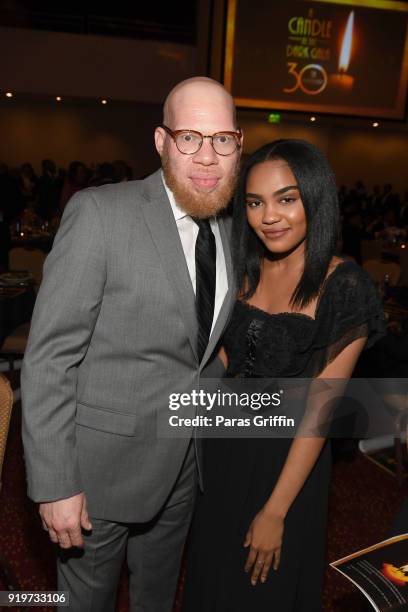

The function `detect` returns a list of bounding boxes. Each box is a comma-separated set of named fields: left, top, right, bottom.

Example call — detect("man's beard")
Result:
left=162, top=151, right=240, bottom=219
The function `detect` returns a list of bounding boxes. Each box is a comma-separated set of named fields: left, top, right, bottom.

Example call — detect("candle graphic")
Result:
left=330, top=11, right=355, bottom=92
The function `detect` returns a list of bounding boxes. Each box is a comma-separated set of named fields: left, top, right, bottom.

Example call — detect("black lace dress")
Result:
left=182, top=261, right=385, bottom=612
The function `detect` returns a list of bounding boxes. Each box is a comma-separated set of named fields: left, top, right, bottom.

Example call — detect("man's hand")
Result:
left=39, top=492, right=92, bottom=549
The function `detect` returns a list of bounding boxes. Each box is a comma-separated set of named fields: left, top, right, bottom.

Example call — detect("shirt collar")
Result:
left=161, top=171, right=189, bottom=222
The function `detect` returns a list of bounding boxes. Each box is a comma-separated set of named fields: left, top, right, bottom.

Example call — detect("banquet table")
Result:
left=0, top=286, right=36, bottom=349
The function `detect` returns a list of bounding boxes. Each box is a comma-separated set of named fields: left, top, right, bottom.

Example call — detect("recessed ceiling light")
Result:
left=5, top=92, right=13, bottom=98
left=372, top=122, right=379, bottom=127
left=56, top=96, right=62, bottom=102
left=310, top=116, right=316, bottom=122
left=101, top=99, right=107, bottom=105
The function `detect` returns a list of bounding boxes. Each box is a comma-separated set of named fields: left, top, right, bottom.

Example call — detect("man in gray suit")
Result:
left=21, top=77, right=242, bottom=611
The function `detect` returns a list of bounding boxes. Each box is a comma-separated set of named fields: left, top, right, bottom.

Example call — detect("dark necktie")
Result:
left=193, top=218, right=216, bottom=361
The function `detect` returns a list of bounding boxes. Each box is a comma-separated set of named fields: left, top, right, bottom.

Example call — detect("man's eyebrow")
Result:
left=245, top=185, right=299, bottom=198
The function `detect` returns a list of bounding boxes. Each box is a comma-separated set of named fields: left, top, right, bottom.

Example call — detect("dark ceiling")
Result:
left=0, top=0, right=198, bottom=44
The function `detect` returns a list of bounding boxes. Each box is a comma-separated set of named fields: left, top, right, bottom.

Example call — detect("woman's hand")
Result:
left=243, top=507, right=284, bottom=585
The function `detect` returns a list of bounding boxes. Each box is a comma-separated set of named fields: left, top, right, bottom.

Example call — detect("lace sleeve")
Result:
left=313, top=262, right=386, bottom=372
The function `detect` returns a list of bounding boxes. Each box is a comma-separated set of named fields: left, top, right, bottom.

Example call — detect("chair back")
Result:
left=9, top=248, right=46, bottom=288
left=363, top=259, right=401, bottom=286
left=0, top=374, right=13, bottom=492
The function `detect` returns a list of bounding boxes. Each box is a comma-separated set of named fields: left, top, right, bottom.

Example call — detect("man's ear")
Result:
left=239, top=128, right=244, bottom=150
left=155, top=127, right=165, bottom=156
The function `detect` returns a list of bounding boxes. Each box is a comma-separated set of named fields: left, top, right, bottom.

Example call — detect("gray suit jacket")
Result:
left=21, top=170, right=235, bottom=522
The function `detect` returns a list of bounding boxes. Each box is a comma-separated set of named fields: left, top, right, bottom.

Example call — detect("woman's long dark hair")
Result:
left=233, top=139, right=339, bottom=308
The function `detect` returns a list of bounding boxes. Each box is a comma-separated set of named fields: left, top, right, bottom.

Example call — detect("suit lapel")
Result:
left=140, top=171, right=199, bottom=360
left=200, top=215, right=236, bottom=369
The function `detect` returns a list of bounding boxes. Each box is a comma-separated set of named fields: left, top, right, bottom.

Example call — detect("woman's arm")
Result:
left=218, top=346, right=228, bottom=369
left=244, top=336, right=367, bottom=585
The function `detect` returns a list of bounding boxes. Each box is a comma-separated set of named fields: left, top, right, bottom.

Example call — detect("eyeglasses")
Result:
left=161, top=124, right=242, bottom=156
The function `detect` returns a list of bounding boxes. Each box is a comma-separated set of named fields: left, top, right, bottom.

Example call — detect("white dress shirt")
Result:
left=162, top=174, right=228, bottom=335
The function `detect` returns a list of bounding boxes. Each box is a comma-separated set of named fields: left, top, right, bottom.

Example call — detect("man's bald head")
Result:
left=163, top=77, right=237, bottom=129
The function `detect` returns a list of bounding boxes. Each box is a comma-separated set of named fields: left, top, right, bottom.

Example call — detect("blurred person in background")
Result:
left=379, top=183, right=394, bottom=210
left=60, top=161, right=88, bottom=211
left=0, top=200, right=11, bottom=271
left=0, top=161, right=24, bottom=224
left=368, top=185, right=382, bottom=214
left=113, top=159, right=129, bottom=183
left=338, top=184, right=347, bottom=208
left=126, top=165, right=133, bottom=180
left=89, top=162, right=115, bottom=187
left=399, top=192, right=408, bottom=228
left=341, top=210, right=366, bottom=263
left=373, top=208, right=406, bottom=243
left=19, top=162, right=38, bottom=208
left=36, top=159, right=63, bottom=222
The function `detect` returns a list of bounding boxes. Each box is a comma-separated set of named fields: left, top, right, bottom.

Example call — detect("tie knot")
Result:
left=192, top=217, right=213, bottom=234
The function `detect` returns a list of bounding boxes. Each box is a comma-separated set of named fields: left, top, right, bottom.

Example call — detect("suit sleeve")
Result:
left=21, top=189, right=107, bottom=502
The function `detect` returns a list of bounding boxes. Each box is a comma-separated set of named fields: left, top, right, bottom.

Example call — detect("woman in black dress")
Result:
left=182, top=140, right=385, bottom=611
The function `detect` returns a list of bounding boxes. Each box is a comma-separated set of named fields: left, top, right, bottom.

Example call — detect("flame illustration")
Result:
left=338, top=11, right=354, bottom=72
left=382, top=563, right=408, bottom=586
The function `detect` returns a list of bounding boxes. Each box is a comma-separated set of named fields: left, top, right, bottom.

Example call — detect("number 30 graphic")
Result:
left=284, top=63, right=328, bottom=95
